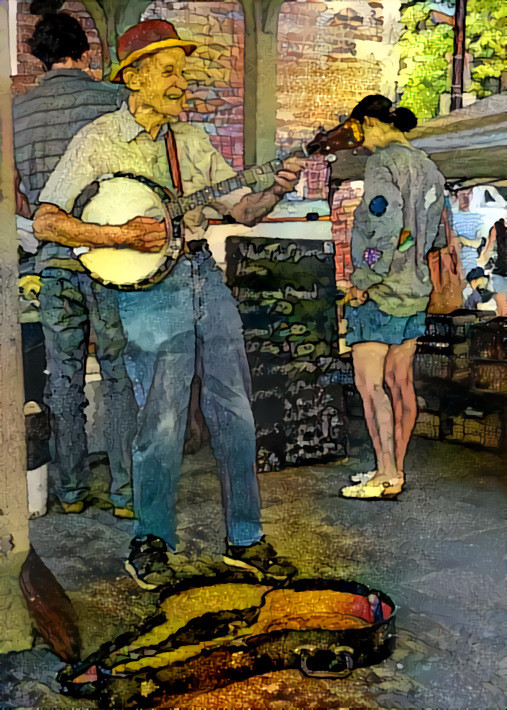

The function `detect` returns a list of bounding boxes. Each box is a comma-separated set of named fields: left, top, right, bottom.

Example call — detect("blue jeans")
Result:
left=460, top=245, right=479, bottom=278
left=39, top=269, right=137, bottom=506
left=118, top=248, right=262, bottom=550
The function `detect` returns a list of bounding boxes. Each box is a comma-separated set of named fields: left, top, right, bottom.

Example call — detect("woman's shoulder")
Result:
left=374, top=142, right=441, bottom=175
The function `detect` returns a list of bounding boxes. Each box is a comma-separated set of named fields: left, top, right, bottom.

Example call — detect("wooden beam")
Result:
left=0, top=0, right=33, bottom=654
left=241, top=0, right=284, bottom=166
left=81, top=0, right=153, bottom=76
left=81, top=0, right=111, bottom=73
left=0, top=0, right=30, bottom=557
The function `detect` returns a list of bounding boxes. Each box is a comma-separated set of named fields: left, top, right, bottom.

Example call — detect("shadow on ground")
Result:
left=1, top=426, right=505, bottom=708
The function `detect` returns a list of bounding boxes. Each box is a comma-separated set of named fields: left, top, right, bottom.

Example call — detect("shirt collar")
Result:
left=116, top=102, right=170, bottom=143
left=40, top=68, right=91, bottom=83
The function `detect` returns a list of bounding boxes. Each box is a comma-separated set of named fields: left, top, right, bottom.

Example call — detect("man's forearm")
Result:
left=33, top=203, right=123, bottom=248
left=229, top=185, right=284, bottom=227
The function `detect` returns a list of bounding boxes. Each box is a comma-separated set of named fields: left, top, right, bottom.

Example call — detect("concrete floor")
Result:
left=1, top=426, right=506, bottom=708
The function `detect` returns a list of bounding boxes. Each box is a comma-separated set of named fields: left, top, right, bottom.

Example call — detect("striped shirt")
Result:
left=13, top=68, right=123, bottom=213
left=451, top=210, right=488, bottom=243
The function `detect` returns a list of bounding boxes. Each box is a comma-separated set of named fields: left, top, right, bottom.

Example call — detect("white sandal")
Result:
left=350, top=470, right=376, bottom=484
left=340, top=477, right=404, bottom=501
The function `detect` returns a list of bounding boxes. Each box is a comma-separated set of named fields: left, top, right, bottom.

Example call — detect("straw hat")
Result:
left=111, top=19, right=197, bottom=83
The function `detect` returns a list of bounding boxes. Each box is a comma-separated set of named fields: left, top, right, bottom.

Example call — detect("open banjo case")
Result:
left=59, top=575, right=396, bottom=707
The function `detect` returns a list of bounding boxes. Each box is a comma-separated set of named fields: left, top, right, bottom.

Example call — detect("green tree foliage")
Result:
left=398, top=0, right=507, bottom=120
left=467, top=0, right=507, bottom=97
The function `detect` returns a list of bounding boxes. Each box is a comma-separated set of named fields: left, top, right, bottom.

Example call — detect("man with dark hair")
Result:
left=13, top=12, right=137, bottom=516
left=28, top=11, right=90, bottom=72
left=463, top=267, right=492, bottom=310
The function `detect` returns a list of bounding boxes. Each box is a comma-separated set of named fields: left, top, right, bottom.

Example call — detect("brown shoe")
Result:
left=223, top=537, right=297, bottom=579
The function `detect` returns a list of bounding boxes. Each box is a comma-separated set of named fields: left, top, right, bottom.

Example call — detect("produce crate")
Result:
left=469, top=318, right=507, bottom=361
left=470, top=361, right=507, bottom=394
left=413, top=410, right=440, bottom=440
left=424, top=311, right=479, bottom=341
left=414, top=340, right=469, bottom=381
left=442, top=411, right=504, bottom=449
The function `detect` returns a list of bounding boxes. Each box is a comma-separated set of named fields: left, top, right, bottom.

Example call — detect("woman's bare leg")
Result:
left=384, top=338, right=418, bottom=475
left=495, top=292, right=507, bottom=317
left=352, top=342, right=398, bottom=482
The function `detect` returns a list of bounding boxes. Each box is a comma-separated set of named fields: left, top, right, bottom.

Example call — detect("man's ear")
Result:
left=80, top=50, right=91, bottom=69
left=123, top=66, right=140, bottom=91
left=363, top=116, right=374, bottom=128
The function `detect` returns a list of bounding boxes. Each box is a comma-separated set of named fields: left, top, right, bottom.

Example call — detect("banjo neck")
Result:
left=166, top=147, right=307, bottom=220
left=166, top=117, right=364, bottom=220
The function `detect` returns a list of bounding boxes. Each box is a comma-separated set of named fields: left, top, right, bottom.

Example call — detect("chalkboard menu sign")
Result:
left=226, top=237, right=348, bottom=472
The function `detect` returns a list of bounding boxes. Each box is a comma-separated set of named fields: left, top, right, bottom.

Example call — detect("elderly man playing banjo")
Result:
left=34, top=19, right=303, bottom=588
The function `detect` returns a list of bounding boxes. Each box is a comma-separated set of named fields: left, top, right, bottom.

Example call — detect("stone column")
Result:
left=240, top=0, right=284, bottom=166
left=0, top=0, right=33, bottom=653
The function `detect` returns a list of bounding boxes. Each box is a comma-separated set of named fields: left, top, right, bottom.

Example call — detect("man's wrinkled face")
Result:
left=125, top=47, right=188, bottom=118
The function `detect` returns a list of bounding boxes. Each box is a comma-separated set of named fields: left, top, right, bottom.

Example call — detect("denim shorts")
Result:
left=491, top=273, right=507, bottom=296
left=345, top=299, right=427, bottom=346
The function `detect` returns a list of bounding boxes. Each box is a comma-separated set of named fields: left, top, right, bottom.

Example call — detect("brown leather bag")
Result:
left=428, top=205, right=464, bottom=314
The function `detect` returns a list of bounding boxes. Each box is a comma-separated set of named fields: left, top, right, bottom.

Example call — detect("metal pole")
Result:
left=450, top=0, right=467, bottom=112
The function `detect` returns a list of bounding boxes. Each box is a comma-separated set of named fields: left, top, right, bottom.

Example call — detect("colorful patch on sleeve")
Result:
left=369, top=195, right=388, bottom=217
left=398, top=229, right=415, bottom=252
left=363, top=247, right=382, bottom=265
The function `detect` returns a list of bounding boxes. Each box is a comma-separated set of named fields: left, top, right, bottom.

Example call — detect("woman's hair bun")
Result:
left=391, top=107, right=418, bottom=133
left=351, top=95, right=418, bottom=133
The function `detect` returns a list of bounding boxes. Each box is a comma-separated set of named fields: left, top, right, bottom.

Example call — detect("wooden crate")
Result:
left=469, top=318, right=506, bottom=361
left=470, top=361, right=507, bottom=394
left=443, top=411, right=504, bottom=449
left=413, top=410, right=440, bottom=440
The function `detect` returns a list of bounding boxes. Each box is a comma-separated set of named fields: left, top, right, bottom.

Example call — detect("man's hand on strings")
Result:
left=273, top=157, right=306, bottom=196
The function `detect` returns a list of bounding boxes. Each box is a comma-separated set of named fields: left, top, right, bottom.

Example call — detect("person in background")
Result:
left=13, top=11, right=137, bottom=516
left=463, top=267, right=495, bottom=311
left=339, top=95, right=445, bottom=500
left=478, top=218, right=507, bottom=316
left=450, top=188, right=490, bottom=281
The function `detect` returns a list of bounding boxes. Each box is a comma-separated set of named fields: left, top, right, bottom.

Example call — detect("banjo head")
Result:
left=79, top=177, right=181, bottom=289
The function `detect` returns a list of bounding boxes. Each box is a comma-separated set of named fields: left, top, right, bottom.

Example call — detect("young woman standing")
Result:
left=340, top=95, right=445, bottom=500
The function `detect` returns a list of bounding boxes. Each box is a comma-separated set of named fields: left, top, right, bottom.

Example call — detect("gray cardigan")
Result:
left=350, top=142, right=445, bottom=317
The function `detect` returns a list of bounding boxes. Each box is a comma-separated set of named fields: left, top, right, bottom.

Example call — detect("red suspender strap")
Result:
left=165, top=126, right=183, bottom=196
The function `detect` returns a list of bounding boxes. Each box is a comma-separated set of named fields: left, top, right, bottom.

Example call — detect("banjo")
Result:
left=75, top=118, right=364, bottom=290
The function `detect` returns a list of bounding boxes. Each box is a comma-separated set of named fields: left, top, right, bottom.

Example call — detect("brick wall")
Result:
left=13, top=0, right=399, bottom=273
left=13, top=1, right=103, bottom=95
left=143, top=1, right=245, bottom=170
left=276, top=0, right=398, bottom=154
left=331, top=181, right=364, bottom=285
left=276, top=1, right=399, bottom=281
